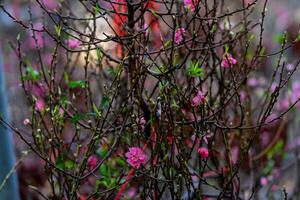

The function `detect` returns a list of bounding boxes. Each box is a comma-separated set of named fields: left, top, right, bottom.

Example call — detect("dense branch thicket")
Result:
left=1, top=0, right=300, bottom=199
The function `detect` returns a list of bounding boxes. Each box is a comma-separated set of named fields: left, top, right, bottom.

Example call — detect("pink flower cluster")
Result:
left=221, top=53, right=237, bottom=68
left=191, top=90, right=205, bottom=107
left=174, top=28, right=185, bottom=44
left=197, top=147, right=209, bottom=159
left=183, top=0, right=199, bottom=11
left=125, top=147, right=147, bottom=168
left=65, top=39, right=81, bottom=49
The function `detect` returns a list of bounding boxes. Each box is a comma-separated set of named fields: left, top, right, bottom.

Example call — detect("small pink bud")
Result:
left=87, top=155, right=98, bottom=170
left=221, top=53, right=237, bottom=68
left=197, top=147, right=209, bottom=159
left=260, top=177, right=268, bottom=186
left=23, top=118, right=30, bottom=125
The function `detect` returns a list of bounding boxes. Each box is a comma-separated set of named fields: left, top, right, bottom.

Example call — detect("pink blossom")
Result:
left=221, top=53, right=237, bottom=68
left=183, top=0, right=198, bottom=11
left=125, top=147, right=146, bottom=168
left=174, top=28, right=185, bottom=44
left=23, top=118, right=30, bottom=125
left=87, top=155, right=98, bottom=169
left=260, top=177, right=268, bottom=186
left=191, top=90, right=205, bottom=107
left=197, top=147, right=209, bottom=159
left=35, top=99, right=45, bottom=111
left=65, top=39, right=81, bottom=49
left=42, top=0, right=58, bottom=11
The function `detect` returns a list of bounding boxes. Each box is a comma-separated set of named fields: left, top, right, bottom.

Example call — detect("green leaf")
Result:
left=295, top=32, right=300, bottom=42
left=67, top=80, right=85, bottom=89
left=99, top=164, right=108, bottom=176
left=93, top=3, right=101, bottom=14
left=65, top=160, right=74, bottom=169
left=70, top=113, right=85, bottom=124
left=100, top=96, right=110, bottom=109
left=273, top=33, right=285, bottom=44
left=92, top=103, right=101, bottom=117
left=96, top=47, right=102, bottom=60
left=224, top=44, right=229, bottom=53
left=150, top=9, right=158, bottom=18
left=115, top=158, right=125, bottom=166
left=97, top=148, right=108, bottom=158
left=210, top=24, right=217, bottom=33
left=186, top=60, right=204, bottom=78
left=25, top=66, right=40, bottom=81
left=106, top=67, right=117, bottom=76
left=54, top=25, right=61, bottom=37
left=55, top=155, right=64, bottom=170
left=163, top=40, right=171, bottom=48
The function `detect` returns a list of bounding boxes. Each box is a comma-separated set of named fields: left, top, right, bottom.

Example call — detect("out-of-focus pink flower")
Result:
left=290, top=81, right=300, bottom=108
left=239, top=90, right=247, bottom=102
left=260, top=177, right=268, bottom=186
left=125, top=147, right=147, bottom=168
left=247, top=78, right=258, bottom=87
left=221, top=53, right=237, bottom=68
left=286, top=63, right=294, bottom=71
left=42, top=0, right=58, bottom=11
left=270, top=83, right=277, bottom=93
left=276, top=97, right=290, bottom=111
left=23, top=118, right=30, bottom=125
left=191, top=90, right=205, bottom=107
left=59, top=108, right=65, bottom=116
left=65, top=39, right=81, bottom=49
left=183, top=0, right=198, bottom=11
left=174, top=28, right=185, bottom=44
left=260, top=131, right=270, bottom=146
left=32, top=83, right=47, bottom=98
left=231, top=146, right=239, bottom=164
left=87, top=155, right=98, bottom=169
left=35, top=99, right=45, bottom=111
left=197, top=147, right=209, bottom=159
left=126, top=187, right=136, bottom=198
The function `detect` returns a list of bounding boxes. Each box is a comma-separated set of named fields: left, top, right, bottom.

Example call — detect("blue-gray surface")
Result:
left=0, top=49, right=20, bottom=199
